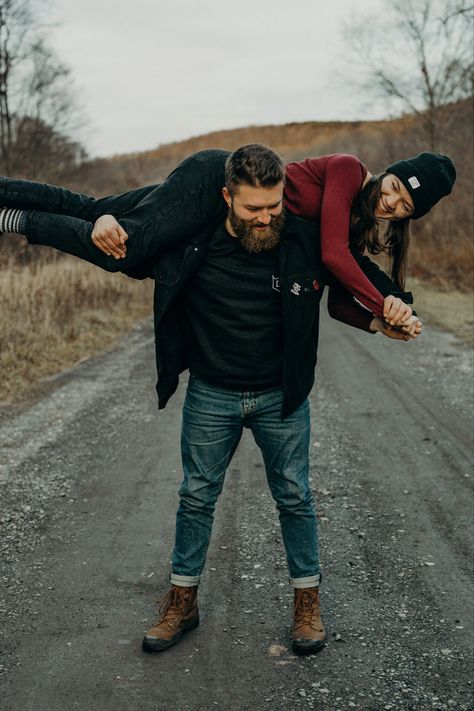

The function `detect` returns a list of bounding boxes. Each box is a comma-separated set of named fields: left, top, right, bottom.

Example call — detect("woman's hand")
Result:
left=383, top=295, right=412, bottom=326
left=91, top=215, right=128, bottom=259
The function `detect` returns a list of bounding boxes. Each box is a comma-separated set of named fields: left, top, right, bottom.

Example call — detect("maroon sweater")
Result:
left=284, top=154, right=384, bottom=324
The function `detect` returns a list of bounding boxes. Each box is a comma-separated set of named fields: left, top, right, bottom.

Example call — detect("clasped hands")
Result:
left=373, top=296, right=422, bottom=341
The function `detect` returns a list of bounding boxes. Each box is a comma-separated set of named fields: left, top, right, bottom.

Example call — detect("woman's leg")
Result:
left=3, top=150, right=228, bottom=273
left=0, top=177, right=156, bottom=222
left=1, top=148, right=227, bottom=222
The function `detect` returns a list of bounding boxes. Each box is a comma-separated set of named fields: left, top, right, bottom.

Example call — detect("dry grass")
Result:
left=408, top=215, right=474, bottom=293
left=406, top=277, right=474, bottom=347
left=0, top=255, right=152, bottom=401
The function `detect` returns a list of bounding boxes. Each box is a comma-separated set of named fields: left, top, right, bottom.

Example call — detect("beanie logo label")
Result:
left=408, top=176, right=421, bottom=189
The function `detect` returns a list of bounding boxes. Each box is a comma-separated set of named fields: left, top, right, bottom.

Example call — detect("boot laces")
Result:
left=155, top=587, right=192, bottom=625
left=294, top=589, right=321, bottom=630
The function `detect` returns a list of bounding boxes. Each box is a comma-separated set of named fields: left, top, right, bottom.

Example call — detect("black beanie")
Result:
left=386, top=152, right=456, bottom=220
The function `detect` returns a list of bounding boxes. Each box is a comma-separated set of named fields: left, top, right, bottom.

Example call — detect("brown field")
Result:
left=0, top=255, right=152, bottom=402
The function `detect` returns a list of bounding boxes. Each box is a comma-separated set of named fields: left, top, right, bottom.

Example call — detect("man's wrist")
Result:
left=369, top=317, right=382, bottom=333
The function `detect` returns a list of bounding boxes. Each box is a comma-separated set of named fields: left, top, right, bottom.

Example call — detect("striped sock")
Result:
left=0, top=208, right=27, bottom=235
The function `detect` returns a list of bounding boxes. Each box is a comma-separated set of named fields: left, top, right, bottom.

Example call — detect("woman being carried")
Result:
left=0, top=147, right=455, bottom=339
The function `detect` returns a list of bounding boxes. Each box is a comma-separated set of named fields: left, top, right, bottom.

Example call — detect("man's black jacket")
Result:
left=151, top=211, right=410, bottom=419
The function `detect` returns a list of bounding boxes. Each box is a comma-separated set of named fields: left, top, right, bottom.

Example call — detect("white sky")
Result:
left=48, top=0, right=384, bottom=158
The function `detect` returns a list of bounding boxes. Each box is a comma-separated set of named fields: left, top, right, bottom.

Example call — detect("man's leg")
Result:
left=248, top=391, right=325, bottom=655
left=142, top=376, right=243, bottom=653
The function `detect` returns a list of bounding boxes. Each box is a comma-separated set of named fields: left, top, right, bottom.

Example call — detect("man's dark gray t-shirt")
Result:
left=183, top=223, right=284, bottom=390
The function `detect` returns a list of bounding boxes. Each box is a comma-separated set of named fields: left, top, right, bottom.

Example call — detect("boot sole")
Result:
left=142, top=616, right=199, bottom=653
left=292, top=637, right=326, bottom=656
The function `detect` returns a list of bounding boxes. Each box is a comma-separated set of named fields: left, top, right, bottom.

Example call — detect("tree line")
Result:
left=344, top=0, right=473, bottom=151
left=0, top=0, right=472, bottom=183
left=0, top=0, right=85, bottom=181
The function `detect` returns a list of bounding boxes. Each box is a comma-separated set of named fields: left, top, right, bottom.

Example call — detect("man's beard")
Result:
left=228, top=206, right=285, bottom=253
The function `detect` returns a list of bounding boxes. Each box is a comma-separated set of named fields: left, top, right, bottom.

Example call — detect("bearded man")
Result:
left=0, top=144, right=416, bottom=656
left=141, top=144, right=328, bottom=656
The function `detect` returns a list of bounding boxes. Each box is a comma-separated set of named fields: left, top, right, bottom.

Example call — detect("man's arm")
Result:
left=327, top=281, right=421, bottom=339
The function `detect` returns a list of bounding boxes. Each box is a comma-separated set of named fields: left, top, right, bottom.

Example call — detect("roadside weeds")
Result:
left=407, top=277, right=473, bottom=347
left=0, top=255, right=152, bottom=402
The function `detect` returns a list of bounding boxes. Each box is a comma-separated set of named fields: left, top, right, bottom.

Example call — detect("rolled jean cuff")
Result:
left=170, top=573, right=200, bottom=587
left=289, top=574, right=321, bottom=589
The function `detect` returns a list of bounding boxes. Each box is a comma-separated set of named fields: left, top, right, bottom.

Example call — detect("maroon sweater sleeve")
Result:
left=284, top=154, right=385, bottom=317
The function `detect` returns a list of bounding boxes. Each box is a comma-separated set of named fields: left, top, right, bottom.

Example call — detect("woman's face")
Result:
left=375, top=174, right=414, bottom=221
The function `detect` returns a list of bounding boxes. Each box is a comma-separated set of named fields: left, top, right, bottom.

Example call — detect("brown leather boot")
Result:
left=292, top=587, right=326, bottom=655
left=142, top=585, right=199, bottom=653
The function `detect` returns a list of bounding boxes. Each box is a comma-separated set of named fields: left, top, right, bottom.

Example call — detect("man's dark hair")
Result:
left=225, top=144, right=285, bottom=196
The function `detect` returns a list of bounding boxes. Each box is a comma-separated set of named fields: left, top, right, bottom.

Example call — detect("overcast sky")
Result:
left=48, top=0, right=384, bottom=158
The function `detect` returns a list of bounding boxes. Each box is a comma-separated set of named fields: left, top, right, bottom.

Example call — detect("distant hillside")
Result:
left=67, top=116, right=421, bottom=196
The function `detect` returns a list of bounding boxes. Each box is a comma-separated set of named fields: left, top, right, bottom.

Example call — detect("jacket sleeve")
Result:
left=352, top=251, right=414, bottom=303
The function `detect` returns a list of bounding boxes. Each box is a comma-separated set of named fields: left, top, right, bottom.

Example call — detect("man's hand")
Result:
left=91, top=215, right=128, bottom=259
left=370, top=316, right=421, bottom=340
left=383, top=295, right=412, bottom=327
left=400, top=314, right=422, bottom=338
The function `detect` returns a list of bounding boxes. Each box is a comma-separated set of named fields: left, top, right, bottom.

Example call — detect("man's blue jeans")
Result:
left=171, top=375, right=321, bottom=590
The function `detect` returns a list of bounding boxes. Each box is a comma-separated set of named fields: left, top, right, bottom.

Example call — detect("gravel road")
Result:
left=0, top=308, right=472, bottom=711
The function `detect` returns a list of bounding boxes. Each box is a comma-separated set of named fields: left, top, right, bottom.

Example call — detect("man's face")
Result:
left=223, top=182, right=285, bottom=253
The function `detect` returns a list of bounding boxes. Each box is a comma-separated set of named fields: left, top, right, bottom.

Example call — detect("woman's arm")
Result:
left=327, top=282, right=375, bottom=332
left=319, top=155, right=388, bottom=318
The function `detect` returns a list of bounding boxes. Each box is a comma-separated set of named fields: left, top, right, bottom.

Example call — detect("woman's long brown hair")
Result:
left=351, top=174, right=410, bottom=290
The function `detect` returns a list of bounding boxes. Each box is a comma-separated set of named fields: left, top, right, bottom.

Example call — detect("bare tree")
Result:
left=343, top=0, right=474, bottom=150
left=0, top=0, right=31, bottom=161
left=0, top=0, right=85, bottom=177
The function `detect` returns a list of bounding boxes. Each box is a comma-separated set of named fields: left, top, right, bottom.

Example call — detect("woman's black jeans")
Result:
left=0, top=149, right=229, bottom=276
